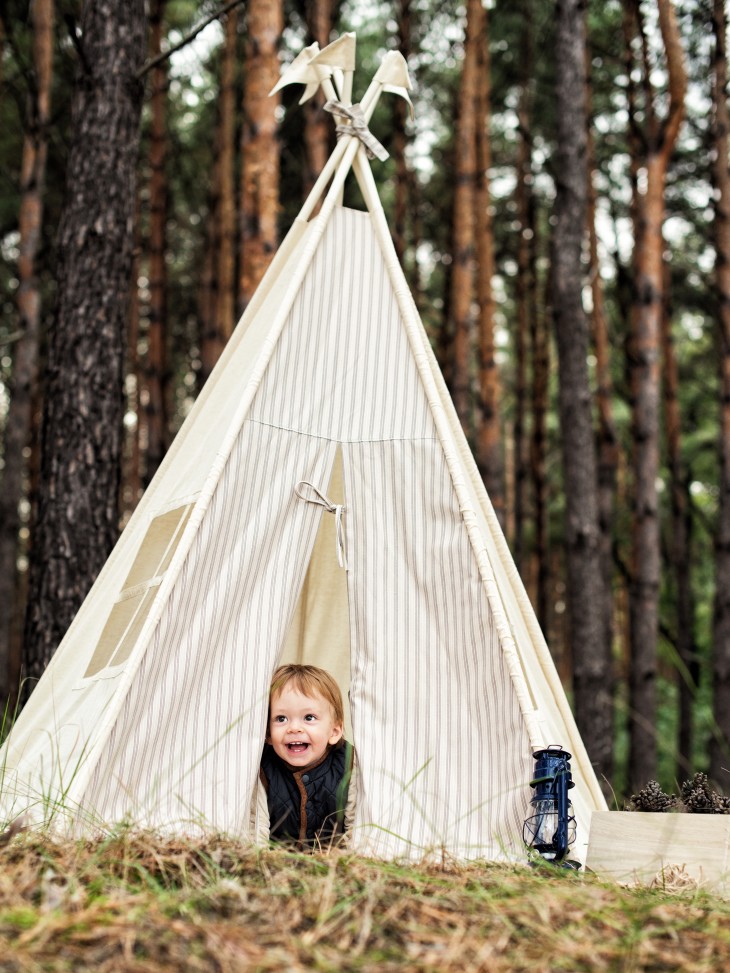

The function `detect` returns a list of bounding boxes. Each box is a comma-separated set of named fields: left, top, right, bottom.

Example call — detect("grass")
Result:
left=0, top=830, right=729, bottom=972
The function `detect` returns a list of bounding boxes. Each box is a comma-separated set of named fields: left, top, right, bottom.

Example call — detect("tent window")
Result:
left=107, top=587, right=159, bottom=670
left=122, top=504, right=193, bottom=589
left=83, top=503, right=193, bottom=678
left=84, top=588, right=157, bottom=677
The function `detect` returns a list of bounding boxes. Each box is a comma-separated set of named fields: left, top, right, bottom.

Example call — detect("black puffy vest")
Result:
left=259, top=739, right=353, bottom=848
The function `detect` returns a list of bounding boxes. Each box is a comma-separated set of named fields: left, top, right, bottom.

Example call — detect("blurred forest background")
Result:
left=1, top=0, right=729, bottom=802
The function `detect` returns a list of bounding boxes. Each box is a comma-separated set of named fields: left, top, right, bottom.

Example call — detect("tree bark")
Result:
left=302, top=0, right=336, bottom=200
left=589, top=172, right=619, bottom=714
left=449, top=0, right=480, bottom=435
left=2, top=4, right=50, bottom=681
left=22, top=0, right=147, bottom=687
left=475, top=2, right=504, bottom=524
left=216, top=8, right=237, bottom=342
left=711, top=0, right=730, bottom=785
left=124, top=192, right=143, bottom=519
left=199, top=69, right=224, bottom=386
left=0, top=0, right=54, bottom=709
left=239, top=0, right=283, bottom=309
left=530, top=258, right=549, bottom=631
left=586, top=52, right=618, bottom=721
left=513, top=0, right=534, bottom=573
left=660, top=260, right=696, bottom=777
left=393, top=0, right=412, bottom=268
left=625, top=0, right=686, bottom=792
left=144, top=0, right=171, bottom=486
left=552, top=0, right=611, bottom=786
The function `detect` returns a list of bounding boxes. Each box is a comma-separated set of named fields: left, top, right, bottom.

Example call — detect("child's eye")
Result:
left=274, top=715, right=287, bottom=723
left=304, top=714, right=317, bottom=722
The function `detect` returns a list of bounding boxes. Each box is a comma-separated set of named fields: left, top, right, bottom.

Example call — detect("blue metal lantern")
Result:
left=523, top=745, right=577, bottom=865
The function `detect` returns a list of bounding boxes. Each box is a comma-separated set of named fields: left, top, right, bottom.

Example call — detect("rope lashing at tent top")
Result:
left=324, top=101, right=389, bottom=162
left=270, top=32, right=414, bottom=167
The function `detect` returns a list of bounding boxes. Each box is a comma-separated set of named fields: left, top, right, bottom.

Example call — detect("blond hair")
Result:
left=269, top=664, right=344, bottom=726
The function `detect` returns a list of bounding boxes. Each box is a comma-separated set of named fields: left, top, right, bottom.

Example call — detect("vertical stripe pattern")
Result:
left=86, top=424, right=337, bottom=830
left=44, top=206, right=538, bottom=855
left=249, top=208, right=434, bottom=444
left=345, top=440, right=532, bottom=860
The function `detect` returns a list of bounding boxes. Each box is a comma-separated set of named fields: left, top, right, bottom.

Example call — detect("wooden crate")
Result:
left=586, top=811, right=730, bottom=895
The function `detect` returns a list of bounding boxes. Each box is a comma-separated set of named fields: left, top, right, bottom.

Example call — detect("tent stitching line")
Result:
left=244, top=416, right=439, bottom=446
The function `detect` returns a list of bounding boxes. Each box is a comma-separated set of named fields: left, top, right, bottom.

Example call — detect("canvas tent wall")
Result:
left=0, top=39, right=607, bottom=861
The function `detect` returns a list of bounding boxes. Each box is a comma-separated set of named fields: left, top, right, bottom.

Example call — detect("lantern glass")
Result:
left=523, top=799, right=560, bottom=850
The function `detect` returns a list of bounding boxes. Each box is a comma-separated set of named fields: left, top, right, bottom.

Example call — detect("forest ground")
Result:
left=0, top=831, right=728, bottom=971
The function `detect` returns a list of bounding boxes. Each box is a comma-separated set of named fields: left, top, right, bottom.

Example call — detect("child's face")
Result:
left=267, top=685, right=343, bottom=770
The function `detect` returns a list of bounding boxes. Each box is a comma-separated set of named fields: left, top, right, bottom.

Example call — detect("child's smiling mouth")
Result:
left=287, top=742, right=310, bottom=754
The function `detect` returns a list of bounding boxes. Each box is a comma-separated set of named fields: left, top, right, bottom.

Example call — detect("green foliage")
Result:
left=0, top=1, right=77, bottom=398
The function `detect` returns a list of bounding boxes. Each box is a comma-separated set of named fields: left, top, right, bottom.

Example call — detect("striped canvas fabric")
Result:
left=0, top=154, right=607, bottom=860
left=79, top=209, right=531, bottom=857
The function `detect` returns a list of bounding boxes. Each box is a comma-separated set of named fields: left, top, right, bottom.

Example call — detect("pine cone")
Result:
left=627, top=780, right=677, bottom=812
left=680, top=773, right=730, bottom=814
left=681, top=773, right=712, bottom=812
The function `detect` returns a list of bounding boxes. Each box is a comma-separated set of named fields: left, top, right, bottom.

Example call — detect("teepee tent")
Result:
left=0, top=36, right=607, bottom=861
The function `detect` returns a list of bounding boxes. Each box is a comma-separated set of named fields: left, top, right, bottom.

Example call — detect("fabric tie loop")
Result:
left=295, top=480, right=348, bottom=570
left=323, top=100, right=389, bottom=162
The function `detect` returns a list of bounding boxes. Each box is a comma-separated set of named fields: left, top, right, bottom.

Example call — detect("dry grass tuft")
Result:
left=0, top=830, right=729, bottom=971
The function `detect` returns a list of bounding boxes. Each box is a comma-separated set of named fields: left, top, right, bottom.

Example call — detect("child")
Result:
left=253, top=664, right=356, bottom=848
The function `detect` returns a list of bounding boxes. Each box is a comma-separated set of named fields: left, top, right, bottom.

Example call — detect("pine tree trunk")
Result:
left=0, top=0, right=54, bottom=707
left=436, top=137, right=455, bottom=390
left=217, top=8, right=237, bottom=340
left=588, top=129, right=618, bottom=703
left=124, top=193, right=143, bottom=519
left=240, top=0, right=283, bottom=308
left=449, top=0, right=480, bottom=435
left=475, top=3, right=504, bottom=524
left=626, top=0, right=686, bottom=791
left=710, top=0, right=730, bottom=784
left=392, top=0, right=411, bottom=267
left=144, top=0, right=170, bottom=486
left=513, top=0, right=534, bottom=571
left=552, top=0, right=612, bottom=785
left=616, top=2, right=643, bottom=726
left=199, top=91, right=224, bottom=386
left=530, top=265, right=549, bottom=631
left=660, top=261, right=696, bottom=776
left=302, top=0, right=336, bottom=199
left=22, top=0, right=147, bottom=687
left=586, top=46, right=618, bottom=716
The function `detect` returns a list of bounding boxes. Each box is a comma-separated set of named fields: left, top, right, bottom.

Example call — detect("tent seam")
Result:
left=245, top=417, right=439, bottom=445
